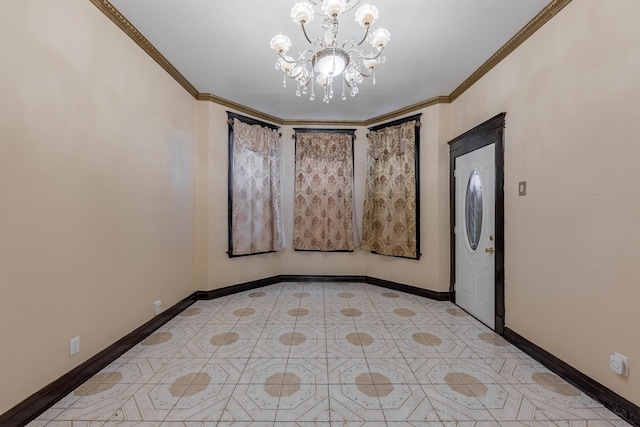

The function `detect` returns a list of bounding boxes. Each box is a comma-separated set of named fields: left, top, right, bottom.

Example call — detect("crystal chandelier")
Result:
left=270, top=0, right=391, bottom=103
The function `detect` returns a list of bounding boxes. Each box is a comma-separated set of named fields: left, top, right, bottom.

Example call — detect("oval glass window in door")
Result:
left=465, top=170, right=483, bottom=250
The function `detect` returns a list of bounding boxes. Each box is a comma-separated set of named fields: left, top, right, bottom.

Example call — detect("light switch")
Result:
left=518, top=181, right=527, bottom=196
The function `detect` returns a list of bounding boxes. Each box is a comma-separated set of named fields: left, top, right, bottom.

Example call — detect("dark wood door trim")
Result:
left=448, top=113, right=506, bottom=334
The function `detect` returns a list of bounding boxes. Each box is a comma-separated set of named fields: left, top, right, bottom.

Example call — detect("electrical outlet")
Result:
left=610, top=353, right=629, bottom=376
left=70, top=336, right=80, bottom=356
left=154, top=300, right=163, bottom=315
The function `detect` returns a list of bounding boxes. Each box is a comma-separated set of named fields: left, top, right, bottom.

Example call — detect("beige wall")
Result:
left=197, top=105, right=451, bottom=292
left=0, top=0, right=197, bottom=414
left=450, top=0, right=640, bottom=404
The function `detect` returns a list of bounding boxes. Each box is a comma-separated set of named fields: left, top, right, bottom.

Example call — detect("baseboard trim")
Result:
left=196, top=275, right=283, bottom=300
left=504, top=327, right=639, bottom=427
left=281, top=274, right=368, bottom=283
left=280, top=274, right=451, bottom=301
left=365, top=276, right=451, bottom=301
left=4, top=275, right=446, bottom=426
left=0, top=292, right=197, bottom=427
left=196, top=275, right=450, bottom=301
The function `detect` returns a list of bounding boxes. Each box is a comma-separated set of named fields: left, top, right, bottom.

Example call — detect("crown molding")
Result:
left=198, top=93, right=284, bottom=126
left=201, top=94, right=367, bottom=127
left=449, top=0, right=573, bottom=101
left=364, top=96, right=451, bottom=127
left=282, top=119, right=367, bottom=127
left=88, top=0, right=199, bottom=99
left=91, top=0, right=571, bottom=125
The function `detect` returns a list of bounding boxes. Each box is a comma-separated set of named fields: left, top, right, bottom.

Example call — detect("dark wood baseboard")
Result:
left=196, top=275, right=283, bottom=300
left=0, top=292, right=197, bottom=427
left=504, top=327, right=639, bottom=427
left=365, top=276, right=451, bottom=301
left=1, top=275, right=446, bottom=426
left=197, top=274, right=450, bottom=301
left=280, top=274, right=451, bottom=301
left=280, top=274, right=367, bottom=283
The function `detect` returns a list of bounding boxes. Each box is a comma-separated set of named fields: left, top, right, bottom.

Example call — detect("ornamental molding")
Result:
left=449, top=0, right=573, bottom=101
left=88, top=0, right=199, bottom=98
left=90, top=0, right=572, bottom=125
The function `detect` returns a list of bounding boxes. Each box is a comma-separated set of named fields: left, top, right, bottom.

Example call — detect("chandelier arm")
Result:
left=342, top=40, right=354, bottom=51
left=359, top=47, right=385, bottom=61
left=276, top=50, right=315, bottom=64
left=359, top=69, right=373, bottom=78
left=300, top=22, right=314, bottom=45
left=356, top=25, right=370, bottom=47
left=289, top=67, right=306, bottom=80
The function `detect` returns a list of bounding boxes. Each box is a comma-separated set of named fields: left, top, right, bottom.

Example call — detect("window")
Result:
left=293, top=129, right=356, bottom=251
left=227, top=112, right=284, bottom=257
left=361, top=114, right=421, bottom=259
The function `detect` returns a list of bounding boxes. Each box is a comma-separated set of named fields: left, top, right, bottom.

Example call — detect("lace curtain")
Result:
left=228, top=116, right=285, bottom=256
left=361, top=119, right=420, bottom=259
left=293, top=131, right=356, bottom=251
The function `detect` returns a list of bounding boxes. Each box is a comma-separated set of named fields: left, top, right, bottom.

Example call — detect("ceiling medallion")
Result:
left=270, top=0, right=391, bottom=103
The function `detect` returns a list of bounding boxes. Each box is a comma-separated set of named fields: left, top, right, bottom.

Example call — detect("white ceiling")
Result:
left=108, top=0, right=550, bottom=122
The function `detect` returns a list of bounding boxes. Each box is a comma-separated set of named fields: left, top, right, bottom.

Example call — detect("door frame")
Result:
left=448, top=113, right=506, bottom=334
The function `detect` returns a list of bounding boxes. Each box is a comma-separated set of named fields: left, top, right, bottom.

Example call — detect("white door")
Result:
left=455, top=144, right=496, bottom=329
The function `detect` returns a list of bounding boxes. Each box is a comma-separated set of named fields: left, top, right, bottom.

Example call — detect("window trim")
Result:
left=226, top=111, right=281, bottom=258
left=365, top=113, right=422, bottom=260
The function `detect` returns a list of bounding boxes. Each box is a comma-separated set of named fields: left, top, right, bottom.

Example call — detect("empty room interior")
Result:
left=1, top=0, right=639, bottom=425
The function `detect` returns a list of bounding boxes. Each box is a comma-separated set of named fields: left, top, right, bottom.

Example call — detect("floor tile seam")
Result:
left=231, top=380, right=347, bottom=387
left=213, top=319, right=268, bottom=421
left=55, top=386, right=167, bottom=425
left=282, top=294, right=306, bottom=361
left=212, top=365, right=248, bottom=424
left=323, top=281, right=333, bottom=425
left=119, top=391, right=176, bottom=425
left=253, top=301, right=281, bottom=342
left=321, top=287, right=331, bottom=388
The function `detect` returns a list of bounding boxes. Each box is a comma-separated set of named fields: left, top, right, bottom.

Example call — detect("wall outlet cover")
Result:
left=610, top=353, right=629, bottom=376
left=70, top=336, right=80, bottom=356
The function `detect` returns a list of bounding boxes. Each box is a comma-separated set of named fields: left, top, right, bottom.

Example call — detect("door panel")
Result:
left=455, top=143, right=495, bottom=329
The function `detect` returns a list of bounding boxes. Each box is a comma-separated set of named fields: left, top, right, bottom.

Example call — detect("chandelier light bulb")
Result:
left=322, top=0, right=347, bottom=18
left=317, top=74, right=329, bottom=87
left=370, top=28, right=391, bottom=49
left=271, top=0, right=390, bottom=103
left=364, top=58, right=379, bottom=70
left=291, top=2, right=314, bottom=24
left=355, top=4, right=378, bottom=27
left=344, top=69, right=358, bottom=85
left=270, top=34, right=292, bottom=54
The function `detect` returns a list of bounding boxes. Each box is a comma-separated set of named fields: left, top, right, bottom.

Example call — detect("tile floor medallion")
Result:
left=27, top=282, right=630, bottom=426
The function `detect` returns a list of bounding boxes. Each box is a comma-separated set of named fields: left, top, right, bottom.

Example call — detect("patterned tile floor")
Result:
left=28, top=282, right=629, bottom=426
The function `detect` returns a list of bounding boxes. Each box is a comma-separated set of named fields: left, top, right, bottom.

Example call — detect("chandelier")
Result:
left=270, top=0, right=391, bottom=103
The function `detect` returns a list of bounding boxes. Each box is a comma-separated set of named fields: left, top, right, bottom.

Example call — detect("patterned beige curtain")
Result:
left=293, top=131, right=355, bottom=251
left=361, top=120, right=419, bottom=258
left=230, top=118, right=284, bottom=256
